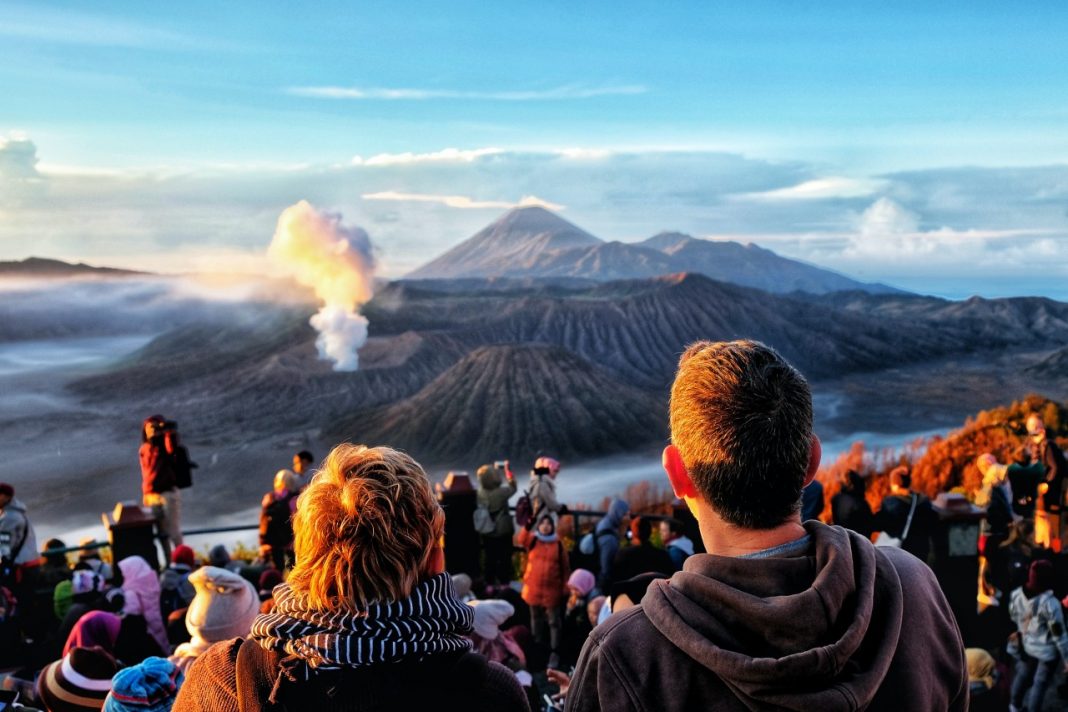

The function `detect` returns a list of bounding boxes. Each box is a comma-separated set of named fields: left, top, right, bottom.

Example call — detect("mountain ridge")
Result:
left=407, top=206, right=901, bottom=295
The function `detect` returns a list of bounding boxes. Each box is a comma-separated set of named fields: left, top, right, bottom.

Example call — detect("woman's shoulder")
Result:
left=173, top=639, right=244, bottom=712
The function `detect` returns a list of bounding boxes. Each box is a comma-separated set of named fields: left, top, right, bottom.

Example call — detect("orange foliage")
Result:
left=816, top=394, right=1068, bottom=516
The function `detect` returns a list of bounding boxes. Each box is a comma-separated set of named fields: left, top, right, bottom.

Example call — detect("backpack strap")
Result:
left=900, top=494, right=919, bottom=540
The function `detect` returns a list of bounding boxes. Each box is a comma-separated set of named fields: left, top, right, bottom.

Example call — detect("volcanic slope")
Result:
left=335, top=343, right=667, bottom=463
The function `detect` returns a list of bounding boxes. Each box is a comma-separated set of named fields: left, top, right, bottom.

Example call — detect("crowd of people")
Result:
left=0, top=339, right=1066, bottom=710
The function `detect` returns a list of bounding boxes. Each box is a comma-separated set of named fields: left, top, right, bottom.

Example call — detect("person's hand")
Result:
left=546, top=668, right=571, bottom=702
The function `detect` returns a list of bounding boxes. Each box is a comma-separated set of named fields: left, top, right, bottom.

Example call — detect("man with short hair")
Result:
left=292, top=450, right=315, bottom=490
left=567, top=340, right=967, bottom=711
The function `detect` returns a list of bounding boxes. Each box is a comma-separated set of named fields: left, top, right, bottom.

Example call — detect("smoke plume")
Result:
left=268, top=200, right=375, bottom=371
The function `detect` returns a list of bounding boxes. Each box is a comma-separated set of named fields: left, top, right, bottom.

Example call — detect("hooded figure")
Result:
left=594, top=499, right=630, bottom=590
left=119, top=556, right=170, bottom=653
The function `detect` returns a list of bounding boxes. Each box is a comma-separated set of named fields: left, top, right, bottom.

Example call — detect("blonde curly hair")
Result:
left=287, top=444, right=444, bottom=609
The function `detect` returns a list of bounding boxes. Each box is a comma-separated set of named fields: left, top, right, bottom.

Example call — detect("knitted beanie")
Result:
left=103, top=657, right=183, bottom=712
left=170, top=545, right=195, bottom=569
left=55, top=579, right=75, bottom=620
left=567, top=569, right=596, bottom=597
left=36, top=646, right=119, bottom=712
left=184, top=566, right=259, bottom=644
left=468, top=599, right=514, bottom=640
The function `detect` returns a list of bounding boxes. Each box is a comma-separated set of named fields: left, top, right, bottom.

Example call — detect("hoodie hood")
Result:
left=642, top=522, right=906, bottom=710
left=667, top=535, right=695, bottom=556
left=596, top=498, right=630, bottom=534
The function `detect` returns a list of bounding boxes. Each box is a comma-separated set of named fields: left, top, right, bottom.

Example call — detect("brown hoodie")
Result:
left=566, top=521, right=967, bottom=712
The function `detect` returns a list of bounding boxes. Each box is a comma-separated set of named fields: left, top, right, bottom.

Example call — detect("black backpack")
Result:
left=172, top=445, right=197, bottom=490
left=263, top=494, right=296, bottom=545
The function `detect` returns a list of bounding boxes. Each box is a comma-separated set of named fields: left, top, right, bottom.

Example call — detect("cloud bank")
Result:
left=4, top=137, right=1068, bottom=299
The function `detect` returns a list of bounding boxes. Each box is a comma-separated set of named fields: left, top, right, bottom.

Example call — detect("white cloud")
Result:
left=0, top=134, right=41, bottom=179
left=361, top=191, right=564, bottom=211
left=287, top=84, right=647, bottom=101
left=737, top=177, right=885, bottom=201
left=352, top=147, right=504, bottom=167
left=552, top=148, right=614, bottom=161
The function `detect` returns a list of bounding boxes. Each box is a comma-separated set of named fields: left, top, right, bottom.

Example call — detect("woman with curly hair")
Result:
left=175, top=444, right=528, bottom=712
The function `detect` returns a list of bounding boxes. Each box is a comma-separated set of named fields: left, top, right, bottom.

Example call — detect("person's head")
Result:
left=208, top=544, right=231, bottom=568
left=664, top=340, right=820, bottom=530
left=293, top=450, right=314, bottom=475
left=630, top=516, right=653, bottom=544
left=142, top=414, right=166, bottom=443
left=103, top=656, right=184, bottom=712
left=185, top=566, right=259, bottom=646
left=0, top=482, right=13, bottom=508
left=273, top=468, right=300, bottom=495
left=889, top=466, right=911, bottom=492
left=659, top=517, right=685, bottom=544
left=587, top=595, right=606, bottom=627
left=976, top=453, right=1007, bottom=486
left=537, top=513, right=556, bottom=536
left=43, top=537, right=68, bottom=566
left=287, top=444, right=445, bottom=610
left=38, top=646, right=120, bottom=711
left=843, top=469, right=866, bottom=495
left=1026, top=414, right=1046, bottom=443
left=965, top=648, right=996, bottom=690
left=567, top=569, right=596, bottom=599
left=1025, top=559, right=1054, bottom=595
left=171, top=544, right=195, bottom=569
left=533, top=456, right=561, bottom=479
left=468, top=599, right=514, bottom=641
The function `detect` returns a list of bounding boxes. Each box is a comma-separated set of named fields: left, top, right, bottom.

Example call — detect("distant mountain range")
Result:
left=0, top=257, right=144, bottom=277
left=69, top=272, right=1068, bottom=464
left=407, top=206, right=901, bottom=295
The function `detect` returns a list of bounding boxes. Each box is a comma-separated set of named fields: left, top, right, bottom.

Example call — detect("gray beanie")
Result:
left=184, top=566, right=260, bottom=644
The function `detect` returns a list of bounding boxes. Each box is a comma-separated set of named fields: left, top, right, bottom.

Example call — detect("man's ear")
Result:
left=803, top=434, right=822, bottom=487
left=663, top=444, right=698, bottom=499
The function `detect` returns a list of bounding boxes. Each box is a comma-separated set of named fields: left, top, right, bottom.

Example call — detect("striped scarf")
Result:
left=249, top=573, right=473, bottom=673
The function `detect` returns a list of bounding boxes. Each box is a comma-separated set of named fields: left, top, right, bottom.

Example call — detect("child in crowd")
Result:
left=561, top=569, right=595, bottom=668
left=518, top=512, right=570, bottom=670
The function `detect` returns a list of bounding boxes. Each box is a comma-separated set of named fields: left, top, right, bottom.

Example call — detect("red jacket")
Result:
left=518, top=528, right=570, bottom=609
left=140, top=433, right=177, bottom=495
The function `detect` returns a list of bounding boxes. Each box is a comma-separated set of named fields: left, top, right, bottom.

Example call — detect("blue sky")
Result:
left=3, top=2, right=1068, bottom=297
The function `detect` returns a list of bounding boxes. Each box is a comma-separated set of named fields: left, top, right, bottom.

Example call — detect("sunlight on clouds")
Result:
left=361, top=191, right=564, bottom=211
left=738, top=177, right=885, bottom=201
left=352, top=148, right=504, bottom=167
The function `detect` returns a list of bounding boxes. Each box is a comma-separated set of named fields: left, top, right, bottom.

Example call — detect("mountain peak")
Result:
left=406, top=206, right=601, bottom=279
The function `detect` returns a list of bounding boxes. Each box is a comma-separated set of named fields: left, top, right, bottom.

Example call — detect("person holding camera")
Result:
left=476, top=461, right=517, bottom=585
left=140, top=415, right=185, bottom=556
left=0, top=482, right=38, bottom=589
